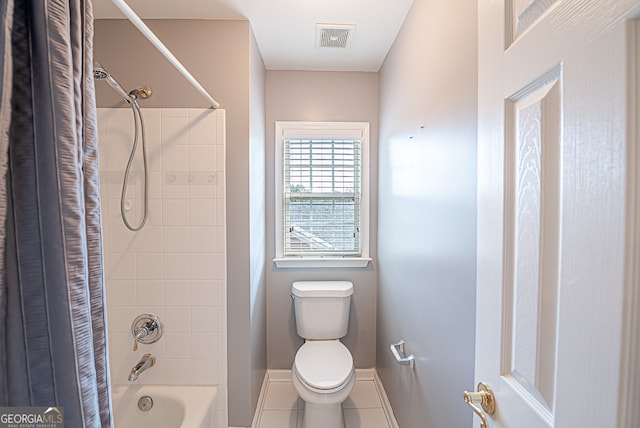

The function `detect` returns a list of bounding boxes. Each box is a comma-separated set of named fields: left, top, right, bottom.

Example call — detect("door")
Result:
left=475, top=0, right=640, bottom=427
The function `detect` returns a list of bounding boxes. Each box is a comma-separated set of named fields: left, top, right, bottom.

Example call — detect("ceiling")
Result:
left=92, top=0, right=415, bottom=72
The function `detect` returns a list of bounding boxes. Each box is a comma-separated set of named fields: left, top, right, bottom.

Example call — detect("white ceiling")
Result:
left=92, top=0, right=415, bottom=71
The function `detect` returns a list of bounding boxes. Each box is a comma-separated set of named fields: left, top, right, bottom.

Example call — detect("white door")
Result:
left=475, top=0, right=640, bottom=427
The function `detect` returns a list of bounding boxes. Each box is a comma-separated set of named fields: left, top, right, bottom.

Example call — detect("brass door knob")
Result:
left=463, top=382, right=495, bottom=428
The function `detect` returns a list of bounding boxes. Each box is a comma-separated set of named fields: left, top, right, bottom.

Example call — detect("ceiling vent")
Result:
left=316, top=24, right=355, bottom=48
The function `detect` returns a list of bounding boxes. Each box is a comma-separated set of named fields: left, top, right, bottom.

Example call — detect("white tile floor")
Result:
left=255, top=374, right=392, bottom=428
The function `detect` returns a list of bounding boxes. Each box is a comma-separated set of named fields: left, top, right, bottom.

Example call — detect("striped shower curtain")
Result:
left=0, top=0, right=113, bottom=427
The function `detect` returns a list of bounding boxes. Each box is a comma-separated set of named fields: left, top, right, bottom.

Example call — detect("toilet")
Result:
left=291, top=281, right=355, bottom=428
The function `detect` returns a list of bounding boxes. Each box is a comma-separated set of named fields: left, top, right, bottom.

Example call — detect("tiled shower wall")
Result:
left=97, top=107, right=227, bottom=419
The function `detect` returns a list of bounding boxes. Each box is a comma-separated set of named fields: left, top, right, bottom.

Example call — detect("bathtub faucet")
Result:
left=128, top=353, right=156, bottom=382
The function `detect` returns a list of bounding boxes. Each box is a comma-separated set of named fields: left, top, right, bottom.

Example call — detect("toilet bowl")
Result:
left=290, top=281, right=355, bottom=428
left=292, top=341, right=355, bottom=428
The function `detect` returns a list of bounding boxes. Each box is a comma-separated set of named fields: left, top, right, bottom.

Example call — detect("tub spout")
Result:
left=128, top=353, right=155, bottom=382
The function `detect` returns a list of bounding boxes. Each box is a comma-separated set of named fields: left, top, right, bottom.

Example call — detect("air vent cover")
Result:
left=316, top=24, right=355, bottom=48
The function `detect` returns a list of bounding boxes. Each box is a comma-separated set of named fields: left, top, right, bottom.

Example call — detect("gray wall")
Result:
left=247, top=26, right=267, bottom=427
left=376, top=0, right=478, bottom=427
left=94, top=19, right=266, bottom=428
left=265, top=71, right=379, bottom=369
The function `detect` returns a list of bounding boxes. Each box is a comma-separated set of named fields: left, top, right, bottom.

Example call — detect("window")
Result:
left=275, top=122, right=370, bottom=268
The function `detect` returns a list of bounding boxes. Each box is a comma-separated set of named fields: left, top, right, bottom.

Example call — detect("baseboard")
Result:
left=250, top=371, right=270, bottom=428
left=374, top=370, right=400, bottom=428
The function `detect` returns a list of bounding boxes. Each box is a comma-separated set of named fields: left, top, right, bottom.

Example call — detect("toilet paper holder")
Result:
left=390, top=340, right=415, bottom=367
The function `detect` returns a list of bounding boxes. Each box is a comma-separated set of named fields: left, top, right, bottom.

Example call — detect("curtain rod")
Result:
left=109, top=0, right=221, bottom=109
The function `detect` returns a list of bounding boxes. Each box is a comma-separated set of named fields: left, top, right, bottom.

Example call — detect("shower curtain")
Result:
left=0, top=0, right=112, bottom=427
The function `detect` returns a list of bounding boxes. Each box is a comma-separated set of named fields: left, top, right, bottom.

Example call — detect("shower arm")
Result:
left=109, top=0, right=221, bottom=109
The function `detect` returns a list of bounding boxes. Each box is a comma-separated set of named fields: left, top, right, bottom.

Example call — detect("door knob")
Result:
left=463, top=382, right=495, bottom=428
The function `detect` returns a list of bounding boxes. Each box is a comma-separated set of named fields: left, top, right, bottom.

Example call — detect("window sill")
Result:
left=273, top=257, right=372, bottom=269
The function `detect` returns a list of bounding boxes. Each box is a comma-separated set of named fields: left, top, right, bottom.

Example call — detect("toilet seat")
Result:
left=294, top=341, right=353, bottom=391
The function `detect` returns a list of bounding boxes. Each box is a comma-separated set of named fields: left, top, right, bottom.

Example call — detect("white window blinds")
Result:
left=283, top=137, right=362, bottom=256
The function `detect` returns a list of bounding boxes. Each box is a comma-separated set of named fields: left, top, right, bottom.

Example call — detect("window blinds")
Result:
left=283, top=137, right=362, bottom=256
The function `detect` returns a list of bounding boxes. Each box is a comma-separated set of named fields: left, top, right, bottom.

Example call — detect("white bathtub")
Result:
left=111, top=385, right=217, bottom=428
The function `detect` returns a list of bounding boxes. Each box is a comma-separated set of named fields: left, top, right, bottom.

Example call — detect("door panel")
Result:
left=508, top=0, right=559, bottom=44
left=476, top=1, right=640, bottom=427
left=504, top=74, right=561, bottom=421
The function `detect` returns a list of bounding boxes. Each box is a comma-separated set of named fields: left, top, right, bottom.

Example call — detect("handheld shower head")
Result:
left=93, top=68, right=108, bottom=80
left=93, top=62, right=131, bottom=102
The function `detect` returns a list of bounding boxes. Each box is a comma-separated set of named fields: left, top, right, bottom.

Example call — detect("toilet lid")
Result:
left=295, top=341, right=353, bottom=390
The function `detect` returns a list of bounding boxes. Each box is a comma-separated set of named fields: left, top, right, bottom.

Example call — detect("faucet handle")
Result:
left=131, top=314, right=163, bottom=349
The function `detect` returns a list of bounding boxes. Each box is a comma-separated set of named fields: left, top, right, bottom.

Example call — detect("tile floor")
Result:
left=255, top=374, right=392, bottom=428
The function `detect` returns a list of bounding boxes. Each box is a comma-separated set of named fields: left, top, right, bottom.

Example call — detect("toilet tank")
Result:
left=292, top=281, right=354, bottom=340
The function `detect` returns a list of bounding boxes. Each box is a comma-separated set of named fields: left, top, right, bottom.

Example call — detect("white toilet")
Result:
left=291, top=281, right=355, bottom=428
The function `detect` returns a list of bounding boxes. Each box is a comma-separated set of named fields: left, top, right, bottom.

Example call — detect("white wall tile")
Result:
left=215, top=200, right=225, bottom=224
left=99, top=107, right=226, bottom=390
left=216, top=254, right=226, bottom=280
left=146, top=145, right=163, bottom=173
left=164, top=333, right=192, bottom=359
left=162, top=145, right=189, bottom=171
left=108, top=332, right=133, bottom=358
left=162, top=199, right=189, bottom=225
left=107, top=253, right=136, bottom=280
left=217, top=333, right=227, bottom=361
left=191, top=358, right=218, bottom=385
left=109, top=358, right=133, bottom=385
left=107, top=144, right=134, bottom=172
left=107, top=306, right=138, bottom=333
left=191, top=333, right=217, bottom=359
left=106, top=279, right=136, bottom=307
left=214, top=227, right=225, bottom=253
left=135, top=226, right=163, bottom=253
left=189, top=181, right=216, bottom=199
left=162, top=108, right=188, bottom=118
left=189, top=199, right=215, bottom=226
left=163, top=254, right=190, bottom=280
left=164, top=307, right=192, bottom=333
left=107, top=225, right=137, bottom=254
left=164, top=359, right=193, bottom=385
left=217, top=362, right=228, bottom=389
left=217, top=304, right=227, bottom=333
left=135, top=306, right=165, bottom=324
left=190, top=254, right=217, bottom=280
left=163, top=227, right=190, bottom=253
left=147, top=172, right=163, bottom=199
left=146, top=199, right=163, bottom=226
left=191, top=307, right=218, bottom=333
left=191, top=280, right=217, bottom=307
left=188, top=114, right=215, bottom=146
left=136, top=254, right=164, bottom=280
left=164, top=280, right=190, bottom=306
left=190, top=227, right=216, bottom=253
left=136, top=280, right=164, bottom=306
left=189, top=146, right=216, bottom=171
left=161, top=116, right=189, bottom=147
left=217, top=279, right=226, bottom=305
left=162, top=179, right=189, bottom=199
left=142, top=111, right=162, bottom=148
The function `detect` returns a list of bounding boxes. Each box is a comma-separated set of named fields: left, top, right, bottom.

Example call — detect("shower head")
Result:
left=93, top=68, right=108, bottom=80
left=93, top=61, right=131, bottom=102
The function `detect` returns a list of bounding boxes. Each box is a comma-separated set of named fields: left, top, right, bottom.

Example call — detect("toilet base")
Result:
left=302, top=402, right=345, bottom=428
left=292, top=366, right=354, bottom=428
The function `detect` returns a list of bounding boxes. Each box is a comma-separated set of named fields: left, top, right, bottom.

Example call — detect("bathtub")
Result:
left=111, top=385, right=217, bottom=428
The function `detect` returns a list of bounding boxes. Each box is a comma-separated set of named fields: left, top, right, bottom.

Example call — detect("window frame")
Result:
left=274, top=121, right=371, bottom=268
